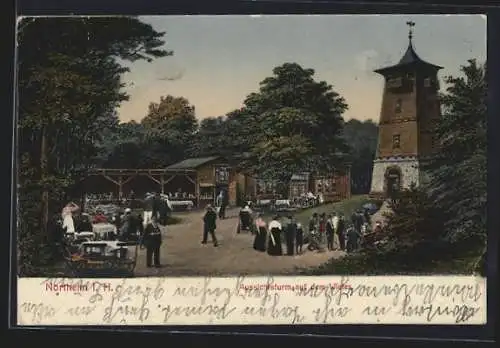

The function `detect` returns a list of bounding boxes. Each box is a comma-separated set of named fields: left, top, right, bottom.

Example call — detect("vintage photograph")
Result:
left=15, top=14, right=486, bottom=279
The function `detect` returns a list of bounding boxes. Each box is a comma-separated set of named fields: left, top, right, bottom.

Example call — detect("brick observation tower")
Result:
left=369, top=21, right=443, bottom=198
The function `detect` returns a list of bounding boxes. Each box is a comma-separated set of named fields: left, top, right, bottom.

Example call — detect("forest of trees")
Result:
left=96, top=63, right=379, bottom=194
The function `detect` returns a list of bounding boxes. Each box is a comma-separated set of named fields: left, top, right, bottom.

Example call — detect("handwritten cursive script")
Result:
left=17, top=276, right=486, bottom=325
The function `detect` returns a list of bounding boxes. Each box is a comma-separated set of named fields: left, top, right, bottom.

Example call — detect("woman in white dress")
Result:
left=61, top=202, right=79, bottom=234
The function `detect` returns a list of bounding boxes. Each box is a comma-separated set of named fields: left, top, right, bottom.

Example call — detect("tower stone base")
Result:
left=369, top=156, right=420, bottom=197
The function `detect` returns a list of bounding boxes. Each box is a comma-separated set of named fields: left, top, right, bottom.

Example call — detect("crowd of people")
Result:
left=225, top=205, right=382, bottom=256
left=51, top=188, right=383, bottom=273
left=50, top=192, right=172, bottom=268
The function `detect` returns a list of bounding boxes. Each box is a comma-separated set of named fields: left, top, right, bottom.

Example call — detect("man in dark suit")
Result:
left=141, top=215, right=162, bottom=268
left=202, top=205, right=219, bottom=247
left=285, top=215, right=297, bottom=256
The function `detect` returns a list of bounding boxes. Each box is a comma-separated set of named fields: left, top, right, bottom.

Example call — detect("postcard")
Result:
left=14, top=14, right=487, bottom=326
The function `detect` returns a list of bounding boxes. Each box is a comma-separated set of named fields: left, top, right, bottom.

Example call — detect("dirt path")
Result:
left=134, top=209, right=345, bottom=277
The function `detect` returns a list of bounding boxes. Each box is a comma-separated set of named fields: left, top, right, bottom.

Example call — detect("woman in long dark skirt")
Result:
left=253, top=213, right=267, bottom=252
left=267, top=216, right=283, bottom=256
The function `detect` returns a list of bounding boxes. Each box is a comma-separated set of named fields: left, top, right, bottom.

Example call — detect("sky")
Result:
left=117, top=14, right=486, bottom=123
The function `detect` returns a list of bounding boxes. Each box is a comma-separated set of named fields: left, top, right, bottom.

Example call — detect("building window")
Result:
left=392, top=134, right=401, bottom=149
left=215, top=167, right=229, bottom=184
left=395, top=99, right=402, bottom=113
left=387, top=77, right=403, bottom=88
left=424, top=77, right=432, bottom=87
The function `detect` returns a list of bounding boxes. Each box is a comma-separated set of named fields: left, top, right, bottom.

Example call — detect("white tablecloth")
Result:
left=275, top=199, right=291, bottom=206
left=79, top=241, right=133, bottom=257
left=92, top=223, right=117, bottom=236
left=170, top=200, right=194, bottom=207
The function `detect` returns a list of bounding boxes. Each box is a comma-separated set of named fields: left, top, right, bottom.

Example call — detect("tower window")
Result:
left=395, top=99, right=402, bottom=113
left=387, top=77, right=403, bottom=88
left=424, top=77, right=432, bottom=87
left=392, top=134, right=401, bottom=149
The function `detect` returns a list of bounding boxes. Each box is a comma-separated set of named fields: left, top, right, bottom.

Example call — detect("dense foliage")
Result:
left=17, top=17, right=171, bottom=275
left=343, top=119, right=378, bottom=194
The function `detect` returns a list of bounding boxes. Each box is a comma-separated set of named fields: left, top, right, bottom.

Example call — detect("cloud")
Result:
left=157, top=66, right=185, bottom=81
left=355, top=49, right=379, bottom=73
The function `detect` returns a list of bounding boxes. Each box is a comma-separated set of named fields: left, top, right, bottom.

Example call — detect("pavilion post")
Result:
left=118, top=176, right=123, bottom=200
left=195, top=175, right=200, bottom=208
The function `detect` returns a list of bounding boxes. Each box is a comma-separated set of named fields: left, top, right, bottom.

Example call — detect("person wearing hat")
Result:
left=141, top=214, right=162, bottom=267
left=202, top=204, right=219, bottom=247
left=238, top=204, right=253, bottom=233
left=337, top=214, right=346, bottom=251
left=284, top=215, right=297, bottom=256
left=295, top=221, right=304, bottom=254
left=119, top=208, right=133, bottom=241
left=92, top=209, right=107, bottom=224
left=326, top=213, right=335, bottom=251
left=76, top=213, right=93, bottom=233
left=253, top=213, right=267, bottom=252
left=267, top=215, right=283, bottom=256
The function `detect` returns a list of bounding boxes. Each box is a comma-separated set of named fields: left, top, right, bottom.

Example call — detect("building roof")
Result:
left=374, top=41, right=443, bottom=75
left=166, top=156, right=219, bottom=170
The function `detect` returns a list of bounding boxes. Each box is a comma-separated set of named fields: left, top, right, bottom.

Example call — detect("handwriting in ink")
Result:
left=362, top=305, right=392, bottom=316
left=295, top=277, right=352, bottom=306
left=102, top=299, right=150, bottom=324
left=348, top=282, right=482, bottom=306
left=110, top=278, right=165, bottom=304
left=66, top=305, right=96, bottom=317
left=240, top=293, right=305, bottom=324
left=398, top=294, right=480, bottom=323
left=173, top=277, right=232, bottom=306
left=161, top=303, right=236, bottom=323
left=311, top=294, right=351, bottom=323
left=101, top=279, right=164, bottom=323
left=20, top=302, right=57, bottom=324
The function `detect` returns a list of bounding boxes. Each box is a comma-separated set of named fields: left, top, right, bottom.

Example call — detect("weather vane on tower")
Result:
left=406, top=20, right=415, bottom=42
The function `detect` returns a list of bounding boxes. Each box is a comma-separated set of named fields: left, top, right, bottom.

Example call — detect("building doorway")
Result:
left=384, top=166, right=402, bottom=198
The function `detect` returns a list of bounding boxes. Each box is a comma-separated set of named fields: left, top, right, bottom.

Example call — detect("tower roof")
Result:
left=374, top=21, right=443, bottom=75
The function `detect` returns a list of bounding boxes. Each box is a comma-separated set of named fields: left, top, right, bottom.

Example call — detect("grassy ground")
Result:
left=257, top=194, right=376, bottom=244
left=261, top=194, right=377, bottom=226
left=293, top=194, right=376, bottom=226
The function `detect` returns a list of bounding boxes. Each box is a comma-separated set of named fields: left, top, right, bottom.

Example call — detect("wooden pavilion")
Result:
left=80, top=156, right=234, bottom=207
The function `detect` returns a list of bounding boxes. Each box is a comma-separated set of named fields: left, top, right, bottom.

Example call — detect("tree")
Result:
left=343, top=119, right=379, bottom=194
left=423, top=59, right=487, bottom=247
left=17, top=17, right=171, bottom=274
left=238, top=63, right=349, bottom=189
left=141, top=95, right=198, bottom=166
left=188, top=116, right=236, bottom=157
left=97, top=120, right=149, bottom=168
